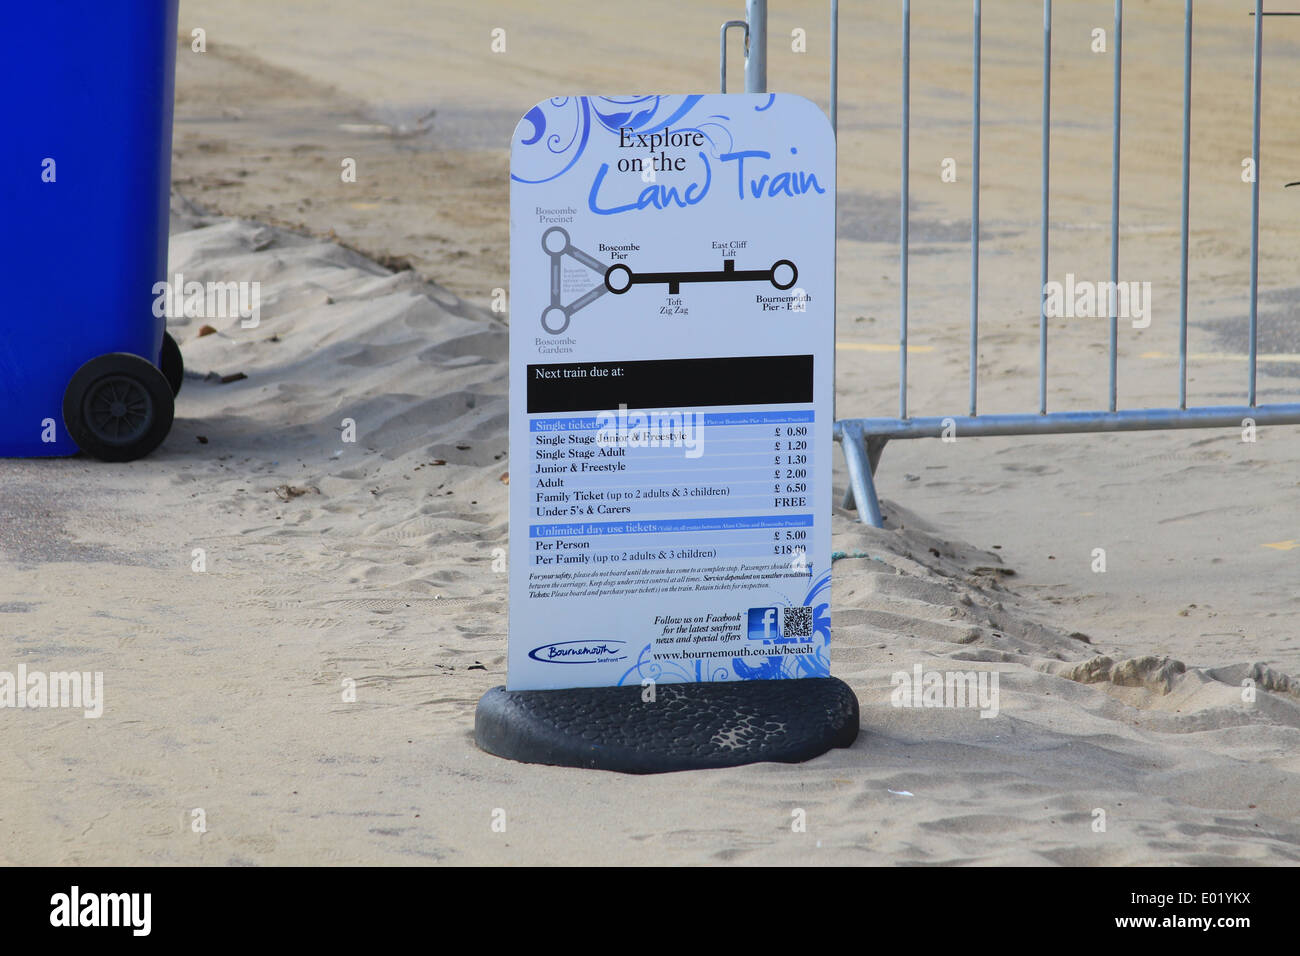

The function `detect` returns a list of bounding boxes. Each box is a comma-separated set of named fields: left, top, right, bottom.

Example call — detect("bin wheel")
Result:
left=160, top=331, right=183, bottom=397
left=62, top=353, right=175, bottom=462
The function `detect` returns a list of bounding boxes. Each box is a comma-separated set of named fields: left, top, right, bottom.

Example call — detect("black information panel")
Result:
left=526, top=355, right=814, bottom=413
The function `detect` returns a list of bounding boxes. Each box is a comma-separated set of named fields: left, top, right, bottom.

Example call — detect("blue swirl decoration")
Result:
left=617, top=569, right=833, bottom=685
left=512, top=95, right=735, bottom=185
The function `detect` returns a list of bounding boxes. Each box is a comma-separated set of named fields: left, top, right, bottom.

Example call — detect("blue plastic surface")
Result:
left=0, top=1, right=180, bottom=455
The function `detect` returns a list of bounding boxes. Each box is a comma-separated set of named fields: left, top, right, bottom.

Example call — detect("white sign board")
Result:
left=508, top=93, right=834, bottom=690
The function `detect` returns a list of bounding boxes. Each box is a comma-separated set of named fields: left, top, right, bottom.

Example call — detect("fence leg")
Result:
left=838, top=425, right=885, bottom=527
left=840, top=425, right=858, bottom=509
left=867, top=435, right=889, bottom=474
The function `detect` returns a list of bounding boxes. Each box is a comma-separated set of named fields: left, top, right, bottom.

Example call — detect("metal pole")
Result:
left=831, top=0, right=839, bottom=135
left=901, top=0, right=911, bottom=420
left=720, top=25, right=729, bottom=93
left=1248, top=0, right=1262, bottom=406
left=720, top=20, right=748, bottom=94
left=970, top=0, right=982, bottom=417
left=1178, top=0, right=1192, bottom=409
left=1109, top=0, right=1122, bottom=412
left=1040, top=0, right=1051, bottom=415
left=745, top=0, right=768, bottom=93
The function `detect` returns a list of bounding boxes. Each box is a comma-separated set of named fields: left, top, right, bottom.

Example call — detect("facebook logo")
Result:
left=747, top=607, right=782, bottom=643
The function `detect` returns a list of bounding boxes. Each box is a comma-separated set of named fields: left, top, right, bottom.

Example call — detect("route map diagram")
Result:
left=539, top=226, right=798, bottom=335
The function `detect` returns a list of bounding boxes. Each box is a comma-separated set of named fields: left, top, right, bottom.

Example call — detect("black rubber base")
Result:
left=475, top=677, right=860, bottom=774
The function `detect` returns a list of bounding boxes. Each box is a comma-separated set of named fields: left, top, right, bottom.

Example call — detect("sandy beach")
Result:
left=1, top=0, right=1298, bottom=865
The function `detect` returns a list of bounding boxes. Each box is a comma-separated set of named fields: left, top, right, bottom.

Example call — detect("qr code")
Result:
left=782, top=606, right=814, bottom=638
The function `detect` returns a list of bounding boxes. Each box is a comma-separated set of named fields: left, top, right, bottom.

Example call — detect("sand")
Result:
left=1, top=0, right=1298, bottom=864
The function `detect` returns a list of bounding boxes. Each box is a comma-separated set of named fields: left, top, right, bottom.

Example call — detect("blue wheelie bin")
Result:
left=0, top=1, right=182, bottom=461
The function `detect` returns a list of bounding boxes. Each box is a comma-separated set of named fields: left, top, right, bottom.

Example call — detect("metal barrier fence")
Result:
left=720, top=1, right=1300, bottom=527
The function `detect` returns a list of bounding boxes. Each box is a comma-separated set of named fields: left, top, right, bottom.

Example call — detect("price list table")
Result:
left=527, top=409, right=815, bottom=568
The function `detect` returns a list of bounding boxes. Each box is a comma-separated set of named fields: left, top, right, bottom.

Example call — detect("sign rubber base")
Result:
left=475, top=677, right=860, bottom=774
